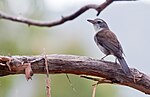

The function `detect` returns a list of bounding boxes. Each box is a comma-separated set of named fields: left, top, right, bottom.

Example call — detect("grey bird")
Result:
left=87, top=18, right=130, bottom=74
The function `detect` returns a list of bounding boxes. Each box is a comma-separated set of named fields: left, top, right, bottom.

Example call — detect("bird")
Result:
left=87, top=18, right=130, bottom=74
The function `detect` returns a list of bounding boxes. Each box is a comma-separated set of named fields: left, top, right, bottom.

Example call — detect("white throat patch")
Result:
left=94, top=24, right=105, bottom=33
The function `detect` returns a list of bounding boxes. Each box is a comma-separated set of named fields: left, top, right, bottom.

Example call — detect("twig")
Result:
left=44, top=54, right=51, bottom=97
left=92, top=84, right=97, bottom=97
left=66, top=74, right=77, bottom=93
left=0, top=0, right=137, bottom=27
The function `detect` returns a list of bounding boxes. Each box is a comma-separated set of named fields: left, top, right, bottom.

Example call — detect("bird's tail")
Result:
left=117, top=57, right=130, bottom=74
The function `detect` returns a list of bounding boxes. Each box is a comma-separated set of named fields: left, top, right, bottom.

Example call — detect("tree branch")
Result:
left=0, top=54, right=149, bottom=94
left=0, top=0, right=137, bottom=27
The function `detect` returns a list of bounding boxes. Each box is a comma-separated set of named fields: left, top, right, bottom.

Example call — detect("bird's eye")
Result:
left=97, top=21, right=101, bottom=24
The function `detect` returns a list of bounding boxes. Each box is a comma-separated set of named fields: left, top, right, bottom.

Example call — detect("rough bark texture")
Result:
left=0, top=54, right=150, bottom=94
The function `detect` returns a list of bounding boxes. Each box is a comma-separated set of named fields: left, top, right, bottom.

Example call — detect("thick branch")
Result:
left=0, top=0, right=136, bottom=27
left=0, top=54, right=149, bottom=94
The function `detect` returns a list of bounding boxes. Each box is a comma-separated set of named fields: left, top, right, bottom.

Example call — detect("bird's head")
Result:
left=87, top=18, right=109, bottom=32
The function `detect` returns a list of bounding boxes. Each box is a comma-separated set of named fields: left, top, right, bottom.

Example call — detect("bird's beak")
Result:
left=87, top=19, right=95, bottom=24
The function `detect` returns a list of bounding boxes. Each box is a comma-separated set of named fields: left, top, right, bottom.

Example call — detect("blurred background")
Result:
left=0, top=0, right=150, bottom=97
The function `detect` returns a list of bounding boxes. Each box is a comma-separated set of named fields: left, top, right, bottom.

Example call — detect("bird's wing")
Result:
left=95, top=29, right=123, bottom=57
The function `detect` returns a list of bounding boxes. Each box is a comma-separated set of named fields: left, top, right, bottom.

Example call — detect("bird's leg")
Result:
left=115, top=58, right=118, bottom=64
left=101, top=55, right=108, bottom=61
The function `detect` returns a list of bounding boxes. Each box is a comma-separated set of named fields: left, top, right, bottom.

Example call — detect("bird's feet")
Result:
left=115, top=58, right=118, bottom=64
left=100, top=55, right=108, bottom=61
